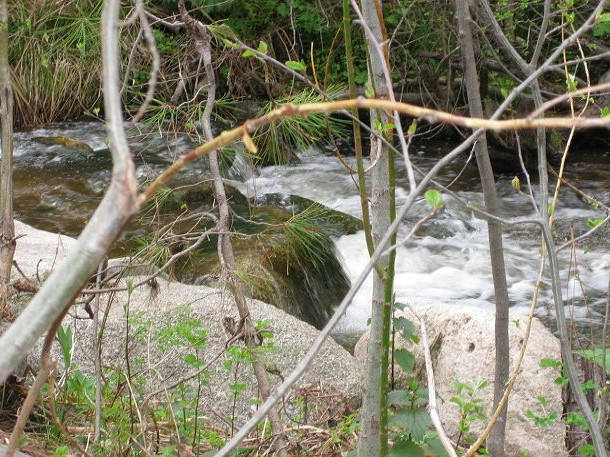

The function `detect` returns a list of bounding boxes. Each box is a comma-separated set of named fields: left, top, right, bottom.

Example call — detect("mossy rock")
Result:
left=32, top=135, right=93, bottom=152
left=252, top=193, right=362, bottom=235
left=138, top=185, right=352, bottom=328
left=190, top=198, right=354, bottom=329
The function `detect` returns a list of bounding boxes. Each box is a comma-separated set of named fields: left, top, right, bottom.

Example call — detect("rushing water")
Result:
left=235, top=141, right=610, bottom=337
left=9, top=123, right=610, bottom=337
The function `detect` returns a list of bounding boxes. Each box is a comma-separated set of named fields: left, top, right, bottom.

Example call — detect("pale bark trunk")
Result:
left=0, top=0, right=15, bottom=318
left=357, top=1, right=393, bottom=456
left=454, top=2, right=510, bottom=455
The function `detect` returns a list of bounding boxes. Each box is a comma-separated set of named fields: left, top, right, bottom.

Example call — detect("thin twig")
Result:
left=407, top=306, right=458, bottom=457
left=132, top=0, right=160, bottom=123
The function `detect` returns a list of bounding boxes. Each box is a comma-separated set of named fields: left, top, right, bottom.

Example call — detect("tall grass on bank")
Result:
left=9, top=1, right=105, bottom=127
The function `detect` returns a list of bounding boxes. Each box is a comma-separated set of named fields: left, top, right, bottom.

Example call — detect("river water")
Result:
left=9, top=122, right=610, bottom=337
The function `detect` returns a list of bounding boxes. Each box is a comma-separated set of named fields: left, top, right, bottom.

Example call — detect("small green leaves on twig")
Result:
left=242, top=41, right=268, bottom=58
left=372, top=118, right=395, bottom=135
left=284, top=60, right=306, bottom=72
left=586, top=215, right=605, bottom=229
left=424, top=189, right=443, bottom=211
left=407, top=119, right=417, bottom=137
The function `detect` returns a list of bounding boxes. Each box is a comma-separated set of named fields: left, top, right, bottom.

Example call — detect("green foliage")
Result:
left=574, top=348, right=610, bottom=374
left=424, top=189, right=444, bottom=211
left=56, top=325, right=73, bottom=371
left=389, top=378, right=448, bottom=456
left=254, top=85, right=348, bottom=164
left=450, top=380, right=488, bottom=447
left=525, top=396, right=559, bottom=427
left=593, top=12, right=610, bottom=36
left=8, top=1, right=106, bottom=126
left=586, top=216, right=606, bottom=230
left=387, top=313, right=447, bottom=456
left=285, top=60, right=307, bottom=72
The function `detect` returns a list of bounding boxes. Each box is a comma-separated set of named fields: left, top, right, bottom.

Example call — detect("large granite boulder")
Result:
left=355, top=306, right=567, bottom=457
left=10, top=220, right=362, bottom=431
left=56, top=277, right=362, bottom=426
left=12, top=220, right=77, bottom=280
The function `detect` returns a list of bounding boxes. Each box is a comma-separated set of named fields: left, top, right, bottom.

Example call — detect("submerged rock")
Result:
left=355, top=306, right=567, bottom=457
left=31, top=135, right=94, bottom=152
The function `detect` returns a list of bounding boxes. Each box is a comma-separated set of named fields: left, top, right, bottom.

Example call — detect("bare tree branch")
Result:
left=0, top=0, right=138, bottom=384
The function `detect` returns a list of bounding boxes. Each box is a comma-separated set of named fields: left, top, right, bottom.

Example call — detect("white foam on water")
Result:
left=238, top=147, right=610, bottom=332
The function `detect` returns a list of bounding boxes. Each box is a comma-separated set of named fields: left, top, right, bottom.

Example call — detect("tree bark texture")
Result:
left=357, top=1, right=394, bottom=456
left=0, top=0, right=15, bottom=317
left=454, top=1, right=511, bottom=455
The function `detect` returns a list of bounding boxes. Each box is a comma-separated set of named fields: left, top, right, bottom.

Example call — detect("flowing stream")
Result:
left=9, top=122, right=610, bottom=339
left=236, top=141, right=610, bottom=338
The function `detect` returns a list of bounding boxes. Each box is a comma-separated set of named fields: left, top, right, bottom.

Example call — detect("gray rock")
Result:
left=12, top=220, right=77, bottom=280
left=58, top=278, right=361, bottom=428
left=12, top=221, right=362, bottom=429
left=355, top=306, right=567, bottom=457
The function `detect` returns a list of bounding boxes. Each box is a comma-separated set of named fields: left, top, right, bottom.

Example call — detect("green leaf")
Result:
left=407, top=120, right=417, bottom=136
left=586, top=216, right=605, bottom=229
left=365, top=84, right=375, bottom=98
left=525, top=409, right=558, bottom=427
left=372, top=118, right=384, bottom=133
left=229, top=383, right=247, bottom=392
left=578, top=444, right=595, bottom=456
left=57, top=325, right=73, bottom=370
left=511, top=176, right=520, bottom=192
left=221, top=38, right=240, bottom=49
left=566, top=74, right=578, bottom=91
left=390, top=408, right=431, bottom=442
left=566, top=411, right=589, bottom=430
left=242, top=49, right=255, bottom=57
left=601, top=106, right=610, bottom=117
left=285, top=60, right=306, bottom=72
left=394, top=316, right=416, bottom=341
left=423, top=436, right=449, bottom=457
left=574, top=348, right=610, bottom=374
left=540, top=358, right=563, bottom=369
left=593, top=12, right=610, bottom=36
left=424, top=189, right=443, bottom=210
left=257, top=40, right=268, bottom=54
left=394, top=348, right=416, bottom=372
left=390, top=440, right=426, bottom=457
left=388, top=390, right=412, bottom=407
left=554, top=375, right=569, bottom=386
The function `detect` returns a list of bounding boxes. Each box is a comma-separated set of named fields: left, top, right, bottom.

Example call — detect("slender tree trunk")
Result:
left=454, top=2, right=510, bottom=455
left=343, top=0, right=374, bottom=257
left=0, top=0, right=15, bottom=318
left=178, top=3, right=286, bottom=452
left=357, top=1, right=395, bottom=456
